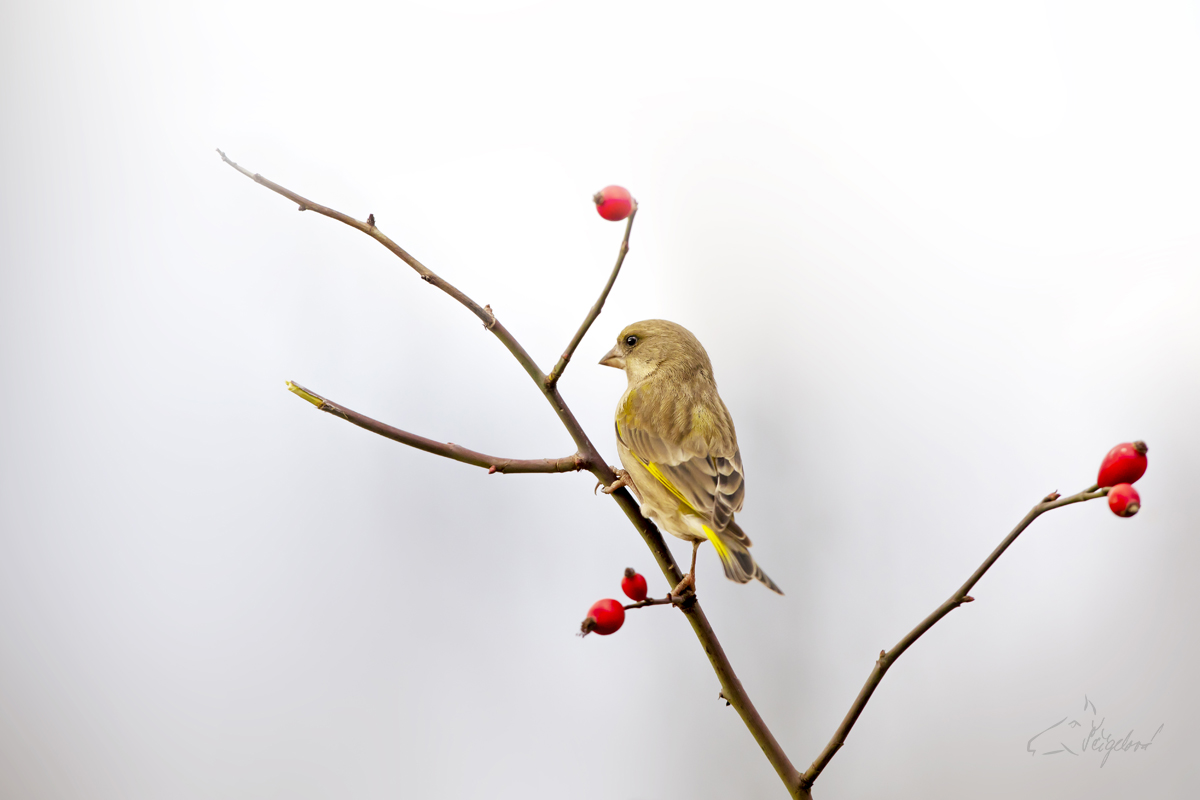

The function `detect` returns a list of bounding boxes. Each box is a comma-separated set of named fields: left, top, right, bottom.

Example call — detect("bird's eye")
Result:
left=624, top=335, right=639, bottom=348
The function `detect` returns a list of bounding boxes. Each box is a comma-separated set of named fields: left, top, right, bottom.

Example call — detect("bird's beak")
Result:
left=599, top=343, right=626, bottom=369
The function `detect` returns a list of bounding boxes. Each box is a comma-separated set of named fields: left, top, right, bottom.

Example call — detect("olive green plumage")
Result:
left=600, top=319, right=782, bottom=594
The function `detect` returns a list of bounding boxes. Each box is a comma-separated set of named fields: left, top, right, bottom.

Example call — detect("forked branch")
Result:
left=223, top=151, right=1115, bottom=800
left=796, top=484, right=1109, bottom=792
left=220, top=151, right=804, bottom=796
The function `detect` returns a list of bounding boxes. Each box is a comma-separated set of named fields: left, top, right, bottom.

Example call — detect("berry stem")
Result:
left=545, top=204, right=638, bottom=389
left=623, top=595, right=680, bottom=611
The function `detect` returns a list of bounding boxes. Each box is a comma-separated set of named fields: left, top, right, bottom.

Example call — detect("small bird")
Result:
left=599, top=320, right=782, bottom=596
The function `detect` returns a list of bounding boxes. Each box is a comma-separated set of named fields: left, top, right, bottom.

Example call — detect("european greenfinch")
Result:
left=600, top=320, right=782, bottom=595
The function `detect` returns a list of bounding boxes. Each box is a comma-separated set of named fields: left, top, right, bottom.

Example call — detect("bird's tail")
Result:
left=702, top=523, right=783, bottom=595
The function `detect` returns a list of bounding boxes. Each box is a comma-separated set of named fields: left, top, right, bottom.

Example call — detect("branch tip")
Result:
left=286, top=381, right=325, bottom=408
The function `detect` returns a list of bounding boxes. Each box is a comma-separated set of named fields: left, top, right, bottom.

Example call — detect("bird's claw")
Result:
left=669, top=573, right=696, bottom=602
left=598, top=469, right=632, bottom=495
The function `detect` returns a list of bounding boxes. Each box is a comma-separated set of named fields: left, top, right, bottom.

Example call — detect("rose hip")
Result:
left=581, top=599, right=626, bottom=636
left=1097, top=441, right=1148, bottom=488
left=621, top=568, right=648, bottom=602
left=1107, top=484, right=1141, bottom=517
left=593, top=185, right=633, bottom=221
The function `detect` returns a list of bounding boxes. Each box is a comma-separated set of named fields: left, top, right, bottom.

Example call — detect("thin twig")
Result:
left=545, top=205, right=638, bottom=389
left=223, top=152, right=805, bottom=799
left=216, top=150, right=545, bottom=390
left=797, top=484, right=1110, bottom=792
left=623, top=594, right=680, bottom=610
left=285, top=382, right=586, bottom=474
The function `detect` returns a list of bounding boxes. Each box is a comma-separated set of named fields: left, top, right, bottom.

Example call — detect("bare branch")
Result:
left=285, top=382, right=585, bottom=474
left=546, top=205, right=638, bottom=388
left=216, top=150, right=546, bottom=389
left=797, top=484, right=1110, bottom=792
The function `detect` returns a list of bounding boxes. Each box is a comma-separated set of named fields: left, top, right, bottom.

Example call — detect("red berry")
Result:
left=621, top=568, right=648, bottom=602
left=1107, top=483, right=1141, bottom=517
left=1097, top=441, right=1148, bottom=487
left=581, top=599, right=625, bottom=636
left=593, top=185, right=633, bottom=221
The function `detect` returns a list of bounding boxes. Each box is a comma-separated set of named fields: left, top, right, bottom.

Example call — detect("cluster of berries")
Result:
left=580, top=569, right=648, bottom=637
left=1097, top=441, right=1148, bottom=517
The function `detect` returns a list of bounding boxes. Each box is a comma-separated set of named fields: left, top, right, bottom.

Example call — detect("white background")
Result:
left=2, top=1, right=1197, bottom=798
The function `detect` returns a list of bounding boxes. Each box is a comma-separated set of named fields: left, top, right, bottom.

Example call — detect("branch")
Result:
left=545, top=204, right=638, bottom=389
left=223, top=153, right=803, bottom=798
left=285, top=381, right=585, bottom=474
left=216, top=149, right=547, bottom=392
left=600, top=485, right=805, bottom=797
left=623, top=595, right=680, bottom=610
left=797, top=484, right=1109, bottom=793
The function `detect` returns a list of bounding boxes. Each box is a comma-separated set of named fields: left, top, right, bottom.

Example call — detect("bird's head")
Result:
left=599, top=319, right=712, bottom=383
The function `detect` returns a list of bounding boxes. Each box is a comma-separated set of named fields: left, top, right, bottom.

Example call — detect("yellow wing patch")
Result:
left=701, top=524, right=732, bottom=563
left=643, top=460, right=699, bottom=514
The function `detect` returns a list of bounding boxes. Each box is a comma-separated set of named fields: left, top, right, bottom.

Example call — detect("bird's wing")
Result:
left=616, top=407, right=745, bottom=538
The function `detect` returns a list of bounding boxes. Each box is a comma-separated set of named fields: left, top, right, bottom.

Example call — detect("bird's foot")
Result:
left=597, top=469, right=633, bottom=495
left=669, top=572, right=696, bottom=602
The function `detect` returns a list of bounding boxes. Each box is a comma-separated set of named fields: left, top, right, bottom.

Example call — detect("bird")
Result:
left=599, top=319, right=782, bottom=596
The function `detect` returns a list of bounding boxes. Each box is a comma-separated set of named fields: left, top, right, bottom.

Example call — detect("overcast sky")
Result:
left=2, top=2, right=1198, bottom=798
